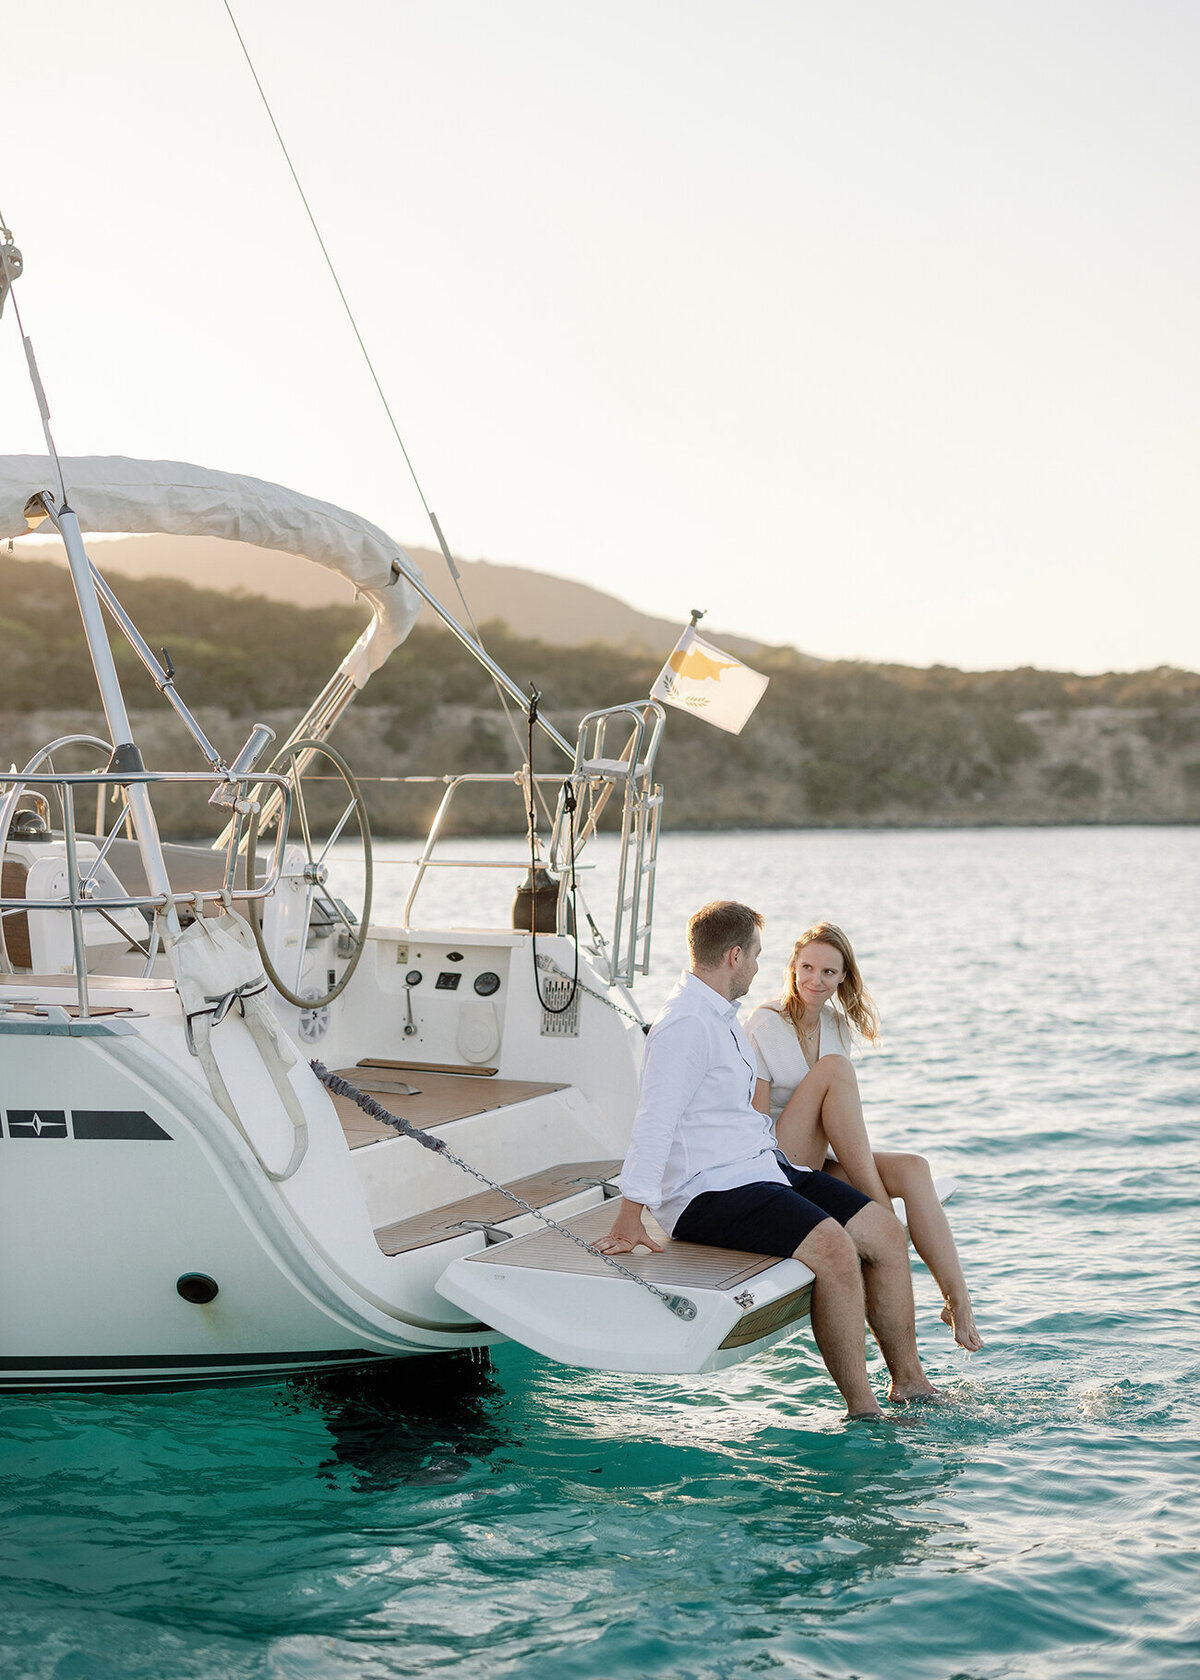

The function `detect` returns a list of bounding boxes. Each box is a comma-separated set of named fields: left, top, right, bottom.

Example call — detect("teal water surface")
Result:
left=2, top=828, right=1197, bottom=1679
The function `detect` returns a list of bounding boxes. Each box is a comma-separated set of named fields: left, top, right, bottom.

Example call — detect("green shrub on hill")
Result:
left=3, top=555, right=1198, bottom=830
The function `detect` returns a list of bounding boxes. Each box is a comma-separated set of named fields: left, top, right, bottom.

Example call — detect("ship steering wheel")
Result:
left=246, top=737, right=372, bottom=1010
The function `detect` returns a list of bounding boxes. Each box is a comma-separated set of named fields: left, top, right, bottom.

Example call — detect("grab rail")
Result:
left=397, top=771, right=573, bottom=930
left=0, top=769, right=292, bottom=1017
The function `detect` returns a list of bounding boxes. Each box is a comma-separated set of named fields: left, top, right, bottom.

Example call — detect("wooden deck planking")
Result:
left=330, top=1066, right=567, bottom=1150
left=373, top=1159, right=623, bottom=1255
left=461, top=1200, right=783, bottom=1289
left=358, top=1056, right=499, bottom=1079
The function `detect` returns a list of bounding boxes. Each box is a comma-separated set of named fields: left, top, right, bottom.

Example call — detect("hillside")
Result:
left=14, top=533, right=772, bottom=658
left=2, top=554, right=1198, bottom=836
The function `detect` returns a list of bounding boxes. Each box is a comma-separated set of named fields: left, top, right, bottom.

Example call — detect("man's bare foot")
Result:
left=887, top=1380, right=950, bottom=1406
left=846, top=1409, right=925, bottom=1427
left=940, top=1298, right=984, bottom=1352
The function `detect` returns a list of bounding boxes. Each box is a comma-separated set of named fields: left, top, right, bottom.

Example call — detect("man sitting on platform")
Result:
left=594, top=900, right=944, bottom=1419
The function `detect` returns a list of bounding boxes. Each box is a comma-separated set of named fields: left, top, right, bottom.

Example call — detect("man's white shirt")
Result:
left=618, top=971, right=808, bottom=1235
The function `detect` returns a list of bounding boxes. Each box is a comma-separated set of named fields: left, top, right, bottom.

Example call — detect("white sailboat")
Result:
left=0, top=392, right=839, bottom=1391
left=1, top=108, right=960, bottom=1391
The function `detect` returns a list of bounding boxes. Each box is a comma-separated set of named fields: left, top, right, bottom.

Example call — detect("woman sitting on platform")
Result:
left=744, top=922, right=983, bottom=1352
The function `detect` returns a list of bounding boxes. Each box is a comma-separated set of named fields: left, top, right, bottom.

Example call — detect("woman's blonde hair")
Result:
left=778, top=921, right=880, bottom=1044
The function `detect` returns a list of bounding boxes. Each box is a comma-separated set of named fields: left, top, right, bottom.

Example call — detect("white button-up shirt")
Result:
left=618, top=971, right=804, bottom=1235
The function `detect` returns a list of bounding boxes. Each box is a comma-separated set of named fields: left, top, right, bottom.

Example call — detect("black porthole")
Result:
left=177, top=1273, right=219, bottom=1304
left=474, top=971, right=501, bottom=997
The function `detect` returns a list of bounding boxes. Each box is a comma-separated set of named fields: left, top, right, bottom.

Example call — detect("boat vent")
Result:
left=539, top=976, right=580, bottom=1037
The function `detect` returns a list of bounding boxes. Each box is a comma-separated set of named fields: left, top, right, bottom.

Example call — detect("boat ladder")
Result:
left=551, top=701, right=665, bottom=988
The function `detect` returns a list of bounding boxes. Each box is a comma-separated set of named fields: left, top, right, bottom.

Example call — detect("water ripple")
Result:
left=2, top=828, right=1199, bottom=1679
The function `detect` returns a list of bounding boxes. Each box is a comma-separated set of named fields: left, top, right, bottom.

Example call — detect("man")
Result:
left=595, top=901, right=943, bottom=1418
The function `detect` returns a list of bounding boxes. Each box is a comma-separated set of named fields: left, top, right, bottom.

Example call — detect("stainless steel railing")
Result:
left=0, top=769, right=292, bottom=1017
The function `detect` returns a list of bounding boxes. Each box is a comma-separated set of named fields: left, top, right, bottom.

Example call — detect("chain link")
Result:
left=310, top=1062, right=695, bottom=1320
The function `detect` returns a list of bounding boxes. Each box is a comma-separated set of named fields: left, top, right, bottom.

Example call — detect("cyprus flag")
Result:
left=651, top=626, right=769, bottom=735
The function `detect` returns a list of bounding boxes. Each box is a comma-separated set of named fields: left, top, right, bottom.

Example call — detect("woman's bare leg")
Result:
left=826, top=1151, right=983, bottom=1351
left=796, top=1056, right=891, bottom=1208
left=772, top=1058, right=849, bottom=1170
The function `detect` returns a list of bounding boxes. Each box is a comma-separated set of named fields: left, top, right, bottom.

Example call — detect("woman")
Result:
left=744, top=922, right=983, bottom=1352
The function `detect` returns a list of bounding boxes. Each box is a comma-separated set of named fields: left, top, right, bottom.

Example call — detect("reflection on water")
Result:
left=297, top=1353, right=507, bottom=1492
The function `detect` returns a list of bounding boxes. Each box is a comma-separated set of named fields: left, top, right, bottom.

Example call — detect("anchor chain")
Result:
left=310, top=1062, right=696, bottom=1321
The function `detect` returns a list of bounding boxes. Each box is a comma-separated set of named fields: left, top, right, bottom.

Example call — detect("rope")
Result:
left=534, top=953, right=649, bottom=1032
left=525, top=685, right=579, bottom=1014
left=219, top=2, right=554, bottom=816
left=310, top=1061, right=696, bottom=1319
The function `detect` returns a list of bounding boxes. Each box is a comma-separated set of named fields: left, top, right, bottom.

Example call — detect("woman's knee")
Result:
left=815, top=1053, right=857, bottom=1089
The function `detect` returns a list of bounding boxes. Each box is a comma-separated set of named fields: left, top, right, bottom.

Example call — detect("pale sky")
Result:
left=2, top=1, right=1197, bottom=673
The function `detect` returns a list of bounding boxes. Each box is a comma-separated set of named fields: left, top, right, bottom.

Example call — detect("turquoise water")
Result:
left=2, top=827, right=1198, bottom=1679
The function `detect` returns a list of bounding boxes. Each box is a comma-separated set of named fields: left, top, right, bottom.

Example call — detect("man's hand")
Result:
left=592, top=1199, right=665, bottom=1256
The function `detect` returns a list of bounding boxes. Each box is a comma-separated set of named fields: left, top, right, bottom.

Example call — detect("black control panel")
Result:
left=435, top=971, right=462, bottom=991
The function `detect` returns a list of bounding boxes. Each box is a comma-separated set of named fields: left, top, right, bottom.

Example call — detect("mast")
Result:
left=1, top=224, right=181, bottom=940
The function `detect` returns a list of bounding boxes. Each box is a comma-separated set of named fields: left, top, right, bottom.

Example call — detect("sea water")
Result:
left=1, top=827, right=1197, bottom=1679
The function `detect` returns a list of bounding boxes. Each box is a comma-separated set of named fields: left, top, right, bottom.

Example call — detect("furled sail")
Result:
left=0, top=455, right=424, bottom=685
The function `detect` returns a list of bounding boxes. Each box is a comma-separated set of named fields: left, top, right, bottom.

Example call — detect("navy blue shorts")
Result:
left=673, top=1164, right=870, bottom=1258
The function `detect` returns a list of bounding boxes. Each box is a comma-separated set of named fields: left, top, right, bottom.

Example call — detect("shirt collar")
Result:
left=680, top=969, right=739, bottom=1022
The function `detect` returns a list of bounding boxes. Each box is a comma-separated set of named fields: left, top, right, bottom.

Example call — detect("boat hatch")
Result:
left=435, top=1202, right=815, bottom=1375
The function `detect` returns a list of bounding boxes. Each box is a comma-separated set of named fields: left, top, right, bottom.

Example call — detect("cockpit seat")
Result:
left=20, top=844, right=150, bottom=975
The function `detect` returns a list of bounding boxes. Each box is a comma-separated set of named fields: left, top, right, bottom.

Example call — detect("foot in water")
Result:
left=887, top=1380, right=951, bottom=1406
left=846, top=1410, right=925, bottom=1427
left=941, top=1298, right=984, bottom=1352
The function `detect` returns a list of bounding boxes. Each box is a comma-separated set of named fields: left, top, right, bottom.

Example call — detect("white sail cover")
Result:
left=0, top=455, right=424, bottom=686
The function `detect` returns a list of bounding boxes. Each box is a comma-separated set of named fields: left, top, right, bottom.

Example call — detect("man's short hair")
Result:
left=687, top=901, right=764, bottom=968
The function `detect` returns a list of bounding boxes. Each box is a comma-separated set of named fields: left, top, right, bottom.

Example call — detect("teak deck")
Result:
left=330, top=1064, right=567, bottom=1150
left=462, top=1200, right=784, bottom=1290
left=373, top=1158, right=623, bottom=1255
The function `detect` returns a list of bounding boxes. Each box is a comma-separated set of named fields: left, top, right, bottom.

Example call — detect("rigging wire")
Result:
left=219, top=1, right=554, bottom=819
left=0, top=211, right=66, bottom=504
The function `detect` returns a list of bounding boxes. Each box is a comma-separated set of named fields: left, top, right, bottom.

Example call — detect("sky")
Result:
left=2, top=1, right=1197, bottom=673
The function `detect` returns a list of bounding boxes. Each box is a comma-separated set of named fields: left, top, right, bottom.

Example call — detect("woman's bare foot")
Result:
left=941, top=1298, right=984, bottom=1352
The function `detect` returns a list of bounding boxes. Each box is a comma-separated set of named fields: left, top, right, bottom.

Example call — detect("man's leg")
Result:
left=793, top=1218, right=884, bottom=1418
left=674, top=1180, right=906, bottom=1420
left=844, top=1202, right=945, bottom=1403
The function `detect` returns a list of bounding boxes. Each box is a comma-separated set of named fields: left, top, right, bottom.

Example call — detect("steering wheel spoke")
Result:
left=246, top=738, right=372, bottom=1010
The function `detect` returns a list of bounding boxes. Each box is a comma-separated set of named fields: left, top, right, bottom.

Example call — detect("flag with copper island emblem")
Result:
left=651, top=624, right=769, bottom=735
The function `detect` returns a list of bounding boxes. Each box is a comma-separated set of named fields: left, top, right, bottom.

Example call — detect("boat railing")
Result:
left=0, top=768, right=292, bottom=1017
left=394, top=771, right=578, bottom=932
left=393, top=701, right=666, bottom=986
